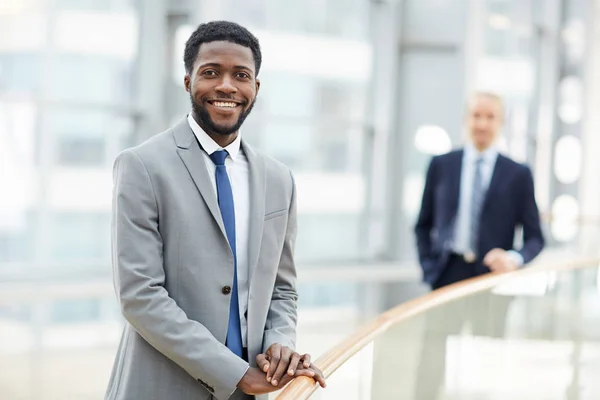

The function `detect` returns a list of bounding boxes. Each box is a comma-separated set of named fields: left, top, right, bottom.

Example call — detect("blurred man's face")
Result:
left=466, top=95, right=503, bottom=151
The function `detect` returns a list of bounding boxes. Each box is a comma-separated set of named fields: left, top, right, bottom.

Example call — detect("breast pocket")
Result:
left=264, top=208, right=287, bottom=221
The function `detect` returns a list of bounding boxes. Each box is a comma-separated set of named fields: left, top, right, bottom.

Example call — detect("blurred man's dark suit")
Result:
left=413, top=145, right=544, bottom=399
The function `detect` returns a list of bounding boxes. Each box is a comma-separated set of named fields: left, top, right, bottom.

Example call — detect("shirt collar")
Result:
left=464, top=141, right=498, bottom=166
left=187, top=113, right=241, bottom=161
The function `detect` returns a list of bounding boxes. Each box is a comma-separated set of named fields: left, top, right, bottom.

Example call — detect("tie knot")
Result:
left=475, top=157, right=484, bottom=165
left=210, top=150, right=228, bottom=166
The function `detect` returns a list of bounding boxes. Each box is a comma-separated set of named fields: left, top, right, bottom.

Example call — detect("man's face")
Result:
left=185, top=41, right=260, bottom=136
left=466, top=95, right=503, bottom=150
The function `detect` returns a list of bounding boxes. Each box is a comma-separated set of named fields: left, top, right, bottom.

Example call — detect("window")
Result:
left=260, top=0, right=368, bottom=39
left=316, top=81, right=366, bottom=122
left=56, top=0, right=133, bottom=11
left=49, top=212, right=110, bottom=264
left=0, top=54, right=41, bottom=95
left=49, top=298, right=102, bottom=323
left=47, top=109, right=133, bottom=167
left=262, top=72, right=314, bottom=118
left=56, top=136, right=106, bottom=166
left=48, top=55, right=133, bottom=104
left=0, top=211, right=36, bottom=264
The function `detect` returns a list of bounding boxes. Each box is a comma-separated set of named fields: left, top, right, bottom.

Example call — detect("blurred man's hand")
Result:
left=483, top=248, right=518, bottom=273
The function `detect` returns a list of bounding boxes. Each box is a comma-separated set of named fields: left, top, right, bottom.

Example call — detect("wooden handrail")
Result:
left=275, top=256, right=600, bottom=400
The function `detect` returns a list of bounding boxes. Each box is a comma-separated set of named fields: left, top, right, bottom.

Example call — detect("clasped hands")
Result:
left=238, top=343, right=326, bottom=395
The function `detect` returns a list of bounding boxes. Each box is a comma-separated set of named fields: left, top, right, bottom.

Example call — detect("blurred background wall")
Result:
left=1, top=0, right=599, bottom=398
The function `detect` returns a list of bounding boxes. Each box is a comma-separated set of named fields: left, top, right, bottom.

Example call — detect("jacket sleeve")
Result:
left=262, top=171, right=298, bottom=351
left=414, top=156, right=438, bottom=268
left=515, top=165, right=545, bottom=264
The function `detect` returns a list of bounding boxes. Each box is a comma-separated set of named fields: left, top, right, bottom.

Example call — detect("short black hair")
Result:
left=183, top=21, right=262, bottom=76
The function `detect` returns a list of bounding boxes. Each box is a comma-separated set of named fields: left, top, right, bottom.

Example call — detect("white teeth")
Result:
left=213, top=101, right=237, bottom=108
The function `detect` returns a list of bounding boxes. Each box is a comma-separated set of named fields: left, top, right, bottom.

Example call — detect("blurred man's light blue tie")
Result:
left=209, top=150, right=243, bottom=358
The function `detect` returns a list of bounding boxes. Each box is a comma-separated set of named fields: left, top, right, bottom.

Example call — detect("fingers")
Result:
left=310, top=365, right=327, bottom=388
left=270, top=347, right=293, bottom=386
left=278, top=373, right=294, bottom=388
left=293, top=368, right=315, bottom=378
left=486, top=256, right=502, bottom=269
left=483, top=252, right=496, bottom=266
left=488, top=259, right=504, bottom=272
left=494, top=261, right=513, bottom=273
left=287, top=352, right=302, bottom=377
left=266, top=343, right=281, bottom=382
left=256, top=353, right=270, bottom=374
left=293, top=365, right=326, bottom=388
left=486, top=250, right=514, bottom=272
left=301, top=353, right=311, bottom=369
left=483, top=248, right=504, bottom=266
left=260, top=346, right=324, bottom=390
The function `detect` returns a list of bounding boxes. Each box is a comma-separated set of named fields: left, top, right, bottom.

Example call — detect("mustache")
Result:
left=203, top=94, right=247, bottom=105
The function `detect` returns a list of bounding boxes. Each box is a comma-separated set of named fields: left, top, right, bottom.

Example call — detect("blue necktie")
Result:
left=469, top=157, right=484, bottom=254
left=209, top=150, right=243, bottom=358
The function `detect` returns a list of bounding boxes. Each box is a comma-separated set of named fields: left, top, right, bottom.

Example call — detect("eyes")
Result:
left=201, top=69, right=251, bottom=80
left=473, top=112, right=496, bottom=121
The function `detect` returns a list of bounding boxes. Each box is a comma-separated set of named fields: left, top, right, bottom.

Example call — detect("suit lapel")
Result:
left=243, top=140, right=266, bottom=282
left=173, top=118, right=227, bottom=239
left=173, top=118, right=266, bottom=280
left=449, top=150, right=463, bottom=216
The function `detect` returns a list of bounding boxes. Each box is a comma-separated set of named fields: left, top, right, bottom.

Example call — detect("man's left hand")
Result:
left=256, top=344, right=326, bottom=388
left=483, top=248, right=518, bottom=273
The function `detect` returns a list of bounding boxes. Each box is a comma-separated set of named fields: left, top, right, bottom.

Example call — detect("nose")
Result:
left=475, top=117, right=489, bottom=130
left=215, top=76, right=237, bottom=94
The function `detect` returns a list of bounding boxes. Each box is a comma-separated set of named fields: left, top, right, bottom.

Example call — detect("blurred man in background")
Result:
left=413, top=92, right=544, bottom=399
left=106, top=21, right=324, bottom=400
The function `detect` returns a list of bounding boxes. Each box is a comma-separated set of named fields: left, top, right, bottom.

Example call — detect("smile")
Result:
left=207, top=100, right=241, bottom=109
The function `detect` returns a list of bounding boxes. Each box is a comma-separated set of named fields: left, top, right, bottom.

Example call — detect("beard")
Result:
left=190, top=93, right=256, bottom=136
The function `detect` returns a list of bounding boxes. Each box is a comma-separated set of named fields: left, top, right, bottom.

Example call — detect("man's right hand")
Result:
left=237, top=367, right=293, bottom=395
left=237, top=366, right=319, bottom=395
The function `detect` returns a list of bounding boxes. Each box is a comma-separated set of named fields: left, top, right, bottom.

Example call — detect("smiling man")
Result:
left=106, top=21, right=325, bottom=400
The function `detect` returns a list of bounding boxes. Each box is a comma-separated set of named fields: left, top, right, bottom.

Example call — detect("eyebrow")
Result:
left=197, top=62, right=253, bottom=73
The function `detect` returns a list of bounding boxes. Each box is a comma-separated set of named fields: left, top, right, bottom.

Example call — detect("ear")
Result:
left=184, top=74, right=191, bottom=92
left=255, top=78, right=260, bottom=95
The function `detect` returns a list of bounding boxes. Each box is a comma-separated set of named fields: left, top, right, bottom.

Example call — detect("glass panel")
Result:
left=260, top=0, right=368, bottom=39
left=55, top=136, right=106, bottom=166
left=49, top=298, right=102, bottom=324
left=0, top=53, right=41, bottom=94
left=48, top=212, right=110, bottom=264
left=46, top=109, right=134, bottom=167
left=306, top=264, right=600, bottom=399
left=56, top=0, right=136, bottom=11
left=0, top=211, right=36, bottom=264
left=48, top=55, right=134, bottom=104
left=0, top=295, right=122, bottom=399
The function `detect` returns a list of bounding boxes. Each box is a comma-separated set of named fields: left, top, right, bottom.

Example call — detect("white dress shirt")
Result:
left=187, top=114, right=251, bottom=347
left=453, top=143, right=498, bottom=255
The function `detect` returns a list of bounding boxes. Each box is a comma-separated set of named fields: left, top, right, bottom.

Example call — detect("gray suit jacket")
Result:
left=105, top=118, right=298, bottom=400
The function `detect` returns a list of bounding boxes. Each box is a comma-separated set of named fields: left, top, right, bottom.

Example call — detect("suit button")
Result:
left=222, top=286, right=232, bottom=295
